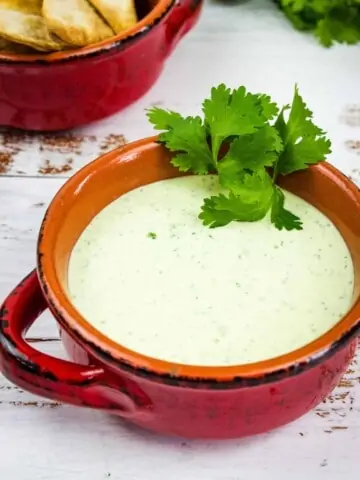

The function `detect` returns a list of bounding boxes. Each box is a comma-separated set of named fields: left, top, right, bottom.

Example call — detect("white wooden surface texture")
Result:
left=0, top=0, right=359, bottom=478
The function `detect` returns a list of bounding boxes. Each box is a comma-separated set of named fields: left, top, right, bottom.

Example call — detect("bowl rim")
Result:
left=37, top=137, right=360, bottom=385
left=0, top=0, right=175, bottom=65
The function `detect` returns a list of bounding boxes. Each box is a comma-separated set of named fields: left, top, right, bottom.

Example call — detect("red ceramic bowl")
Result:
left=0, top=0, right=202, bottom=132
left=1, top=138, right=360, bottom=439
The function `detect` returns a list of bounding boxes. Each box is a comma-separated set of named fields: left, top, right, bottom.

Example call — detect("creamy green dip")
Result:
left=68, top=175, right=354, bottom=366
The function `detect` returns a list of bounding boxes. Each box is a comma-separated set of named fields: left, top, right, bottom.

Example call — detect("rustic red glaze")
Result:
left=1, top=138, right=360, bottom=439
left=0, top=0, right=202, bottom=132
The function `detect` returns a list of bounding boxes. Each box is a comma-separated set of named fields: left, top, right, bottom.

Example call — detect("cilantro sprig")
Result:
left=147, top=84, right=331, bottom=232
left=275, top=0, right=360, bottom=47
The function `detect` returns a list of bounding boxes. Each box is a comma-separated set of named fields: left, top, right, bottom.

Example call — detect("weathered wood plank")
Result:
left=0, top=177, right=63, bottom=338
left=1, top=0, right=360, bottom=478
left=0, top=1, right=360, bottom=179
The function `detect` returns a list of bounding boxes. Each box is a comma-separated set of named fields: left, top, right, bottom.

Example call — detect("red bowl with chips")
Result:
left=0, top=0, right=202, bottom=132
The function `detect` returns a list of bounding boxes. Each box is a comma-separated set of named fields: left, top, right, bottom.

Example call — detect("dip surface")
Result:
left=68, top=176, right=354, bottom=366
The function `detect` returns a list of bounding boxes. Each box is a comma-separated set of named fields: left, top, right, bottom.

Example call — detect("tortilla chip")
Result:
left=88, top=0, right=138, bottom=33
left=0, top=36, right=35, bottom=54
left=0, top=7, right=68, bottom=51
left=0, top=0, right=42, bottom=15
left=42, top=0, right=114, bottom=47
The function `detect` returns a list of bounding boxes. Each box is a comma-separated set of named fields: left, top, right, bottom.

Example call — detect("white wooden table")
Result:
left=1, top=1, right=359, bottom=478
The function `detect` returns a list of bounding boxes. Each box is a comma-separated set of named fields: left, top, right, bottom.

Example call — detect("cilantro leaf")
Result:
left=218, top=125, right=283, bottom=190
left=271, top=187, right=303, bottom=231
left=199, top=171, right=274, bottom=228
left=146, top=107, right=183, bottom=130
left=273, top=85, right=331, bottom=176
left=199, top=198, right=238, bottom=228
left=282, top=85, right=324, bottom=139
left=147, top=108, right=213, bottom=175
left=249, top=94, right=280, bottom=122
left=202, top=84, right=275, bottom=161
left=315, top=9, right=360, bottom=47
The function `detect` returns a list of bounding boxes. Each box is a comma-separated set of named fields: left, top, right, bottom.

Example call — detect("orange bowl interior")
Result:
left=38, top=138, right=360, bottom=380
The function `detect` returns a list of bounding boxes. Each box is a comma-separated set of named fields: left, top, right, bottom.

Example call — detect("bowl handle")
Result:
left=0, top=271, right=151, bottom=416
left=165, top=0, right=202, bottom=54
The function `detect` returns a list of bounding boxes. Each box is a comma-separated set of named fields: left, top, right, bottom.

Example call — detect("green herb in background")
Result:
left=147, top=84, right=331, bottom=231
left=275, top=0, right=360, bottom=47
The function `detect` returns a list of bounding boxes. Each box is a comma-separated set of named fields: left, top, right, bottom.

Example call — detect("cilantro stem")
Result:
left=212, top=136, right=221, bottom=165
left=272, top=166, right=278, bottom=184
